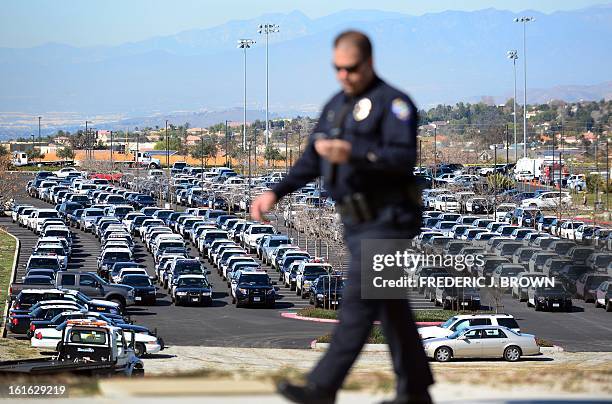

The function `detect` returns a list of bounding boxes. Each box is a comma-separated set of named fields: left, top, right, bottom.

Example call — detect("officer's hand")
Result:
left=314, top=139, right=352, bottom=163
left=251, top=191, right=277, bottom=223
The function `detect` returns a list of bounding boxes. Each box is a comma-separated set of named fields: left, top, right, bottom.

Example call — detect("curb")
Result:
left=281, top=312, right=442, bottom=327
left=541, top=345, right=565, bottom=353
left=0, top=229, right=20, bottom=338
left=310, top=339, right=390, bottom=351
left=98, top=378, right=276, bottom=397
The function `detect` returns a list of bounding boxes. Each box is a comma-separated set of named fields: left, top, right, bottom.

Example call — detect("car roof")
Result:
left=177, top=274, right=206, bottom=279
left=453, top=313, right=514, bottom=319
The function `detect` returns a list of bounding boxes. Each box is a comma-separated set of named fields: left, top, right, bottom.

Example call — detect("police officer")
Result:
left=251, top=31, right=434, bottom=404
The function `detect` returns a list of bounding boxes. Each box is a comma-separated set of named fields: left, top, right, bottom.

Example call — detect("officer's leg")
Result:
left=307, top=262, right=380, bottom=391
left=380, top=298, right=434, bottom=396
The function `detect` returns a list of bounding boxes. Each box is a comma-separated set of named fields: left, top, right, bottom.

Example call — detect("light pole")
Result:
left=258, top=23, right=279, bottom=149
left=85, top=121, right=92, bottom=160
left=37, top=116, right=42, bottom=163
left=238, top=39, right=255, bottom=151
left=514, top=16, right=534, bottom=158
left=165, top=120, right=171, bottom=206
left=110, top=130, right=114, bottom=171
left=225, top=120, right=229, bottom=167
left=200, top=134, right=204, bottom=185
left=432, top=124, right=437, bottom=189
left=507, top=50, right=518, bottom=162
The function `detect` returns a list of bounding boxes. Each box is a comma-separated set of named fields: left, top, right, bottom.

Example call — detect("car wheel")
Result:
left=134, top=342, right=146, bottom=357
left=504, top=346, right=522, bottom=362
left=110, top=298, right=125, bottom=311
left=606, top=301, right=612, bottom=312
left=434, top=347, right=452, bottom=362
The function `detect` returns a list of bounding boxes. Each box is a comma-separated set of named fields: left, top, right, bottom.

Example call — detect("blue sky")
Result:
left=1, top=0, right=610, bottom=48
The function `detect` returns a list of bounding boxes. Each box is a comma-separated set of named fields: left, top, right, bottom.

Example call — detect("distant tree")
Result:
left=27, top=149, right=44, bottom=160
left=0, top=144, right=9, bottom=157
left=154, top=137, right=182, bottom=151
left=264, top=146, right=284, bottom=162
left=57, top=146, right=75, bottom=160
left=190, top=137, right=217, bottom=168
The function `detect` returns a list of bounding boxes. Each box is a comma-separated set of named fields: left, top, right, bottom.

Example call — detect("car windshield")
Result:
left=319, top=278, right=344, bottom=289
left=104, top=251, right=131, bottom=262
left=38, top=211, right=60, bottom=218
left=35, top=247, right=65, bottom=255
left=239, top=274, right=270, bottom=285
left=440, top=316, right=458, bottom=329
left=251, top=227, right=275, bottom=234
left=269, top=239, right=290, bottom=247
left=68, top=329, right=107, bottom=345
left=45, top=230, right=69, bottom=238
left=115, top=207, right=132, bottom=215
left=178, top=278, right=209, bottom=288
left=537, top=284, right=566, bottom=293
left=175, top=261, right=202, bottom=272
left=304, top=267, right=329, bottom=277
left=122, top=276, right=151, bottom=286
left=29, top=257, right=58, bottom=268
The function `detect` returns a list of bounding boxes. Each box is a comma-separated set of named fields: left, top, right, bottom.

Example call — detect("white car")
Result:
left=32, top=321, right=162, bottom=356
left=418, top=314, right=520, bottom=340
left=29, top=209, right=62, bottom=233
left=56, top=167, right=79, bottom=178
left=242, top=225, right=276, bottom=253
left=559, top=221, right=585, bottom=240
left=112, top=268, right=149, bottom=284
left=567, top=174, right=586, bottom=191
left=521, top=192, right=572, bottom=209
left=434, top=195, right=459, bottom=212
left=495, top=204, right=516, bottom=222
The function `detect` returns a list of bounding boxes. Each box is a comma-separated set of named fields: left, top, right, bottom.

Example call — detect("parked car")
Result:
left=422, top=326, right=539, bottom=362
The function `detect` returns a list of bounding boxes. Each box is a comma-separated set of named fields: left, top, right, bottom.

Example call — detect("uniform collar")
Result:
left=341, top=74, right=382, bottom=102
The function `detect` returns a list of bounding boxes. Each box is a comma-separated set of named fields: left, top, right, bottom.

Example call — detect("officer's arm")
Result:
left=349, top=96, right=417, bottom=171
left=271, top=131, right=321, bottom=200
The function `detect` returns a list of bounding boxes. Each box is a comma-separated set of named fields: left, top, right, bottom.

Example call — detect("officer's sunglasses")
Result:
left=333, top=59, right=365, bottom=73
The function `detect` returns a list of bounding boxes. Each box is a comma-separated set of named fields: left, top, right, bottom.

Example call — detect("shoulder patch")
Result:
left=391, top=98, right=410, bottom=121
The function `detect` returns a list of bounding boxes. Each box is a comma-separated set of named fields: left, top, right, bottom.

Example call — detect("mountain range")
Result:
left=0, top=5, right=610, bottom=137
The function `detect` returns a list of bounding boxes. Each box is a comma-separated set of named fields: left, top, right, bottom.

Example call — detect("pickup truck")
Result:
left=10, top=272, right=135, bottom=309
left=0, top=319, right=144, bottom=376
left=116, top=151, right=161, bottom=169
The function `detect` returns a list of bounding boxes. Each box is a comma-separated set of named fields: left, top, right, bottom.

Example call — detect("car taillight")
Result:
left=11, top=318, right=18, bottom=325
left=35, top=332, right=42, bottom=340
left=30, top=324, right=36, bottom=331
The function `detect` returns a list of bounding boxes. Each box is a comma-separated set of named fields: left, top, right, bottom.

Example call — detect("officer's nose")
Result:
left=337, top=69, right=349, bottom=81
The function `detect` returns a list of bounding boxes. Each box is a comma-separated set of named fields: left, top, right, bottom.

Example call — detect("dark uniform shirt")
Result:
left=272, top=75, right=418, bottom=202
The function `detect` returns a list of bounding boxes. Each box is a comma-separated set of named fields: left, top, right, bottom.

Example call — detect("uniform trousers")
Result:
left=307, top=206, right=434, bottom=396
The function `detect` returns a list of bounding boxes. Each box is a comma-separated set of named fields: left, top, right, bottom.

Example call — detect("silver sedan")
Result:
left=422, top=325, right=540, bottom=362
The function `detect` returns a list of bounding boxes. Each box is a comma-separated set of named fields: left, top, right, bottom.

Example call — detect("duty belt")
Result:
left=336, top=187, right=421, bottom=224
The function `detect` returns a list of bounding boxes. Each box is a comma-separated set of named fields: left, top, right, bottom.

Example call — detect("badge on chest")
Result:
left=353, top=98, right=372, bottom=122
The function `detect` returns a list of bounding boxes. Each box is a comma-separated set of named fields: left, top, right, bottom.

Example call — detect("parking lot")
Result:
left=3, top=165, right=612, bottom=356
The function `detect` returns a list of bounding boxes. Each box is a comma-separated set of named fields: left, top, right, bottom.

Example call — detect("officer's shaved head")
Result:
left=333, top=31, right=375, bottom=96
left=334, top=31, right=372, bottom=60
